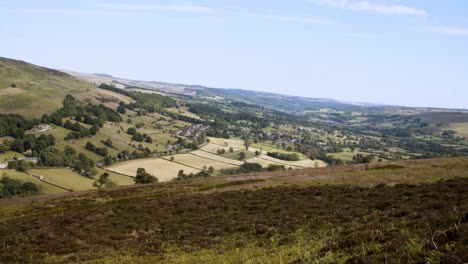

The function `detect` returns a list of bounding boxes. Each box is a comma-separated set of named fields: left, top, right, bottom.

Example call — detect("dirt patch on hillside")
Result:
left=0, top=87, right=25, bottom=95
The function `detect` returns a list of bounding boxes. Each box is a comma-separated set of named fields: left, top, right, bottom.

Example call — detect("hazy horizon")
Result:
left=1, top=0, right=467, bottom=109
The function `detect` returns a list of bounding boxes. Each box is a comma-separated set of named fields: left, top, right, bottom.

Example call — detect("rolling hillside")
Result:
left=0, top=57, right=95, bottom=117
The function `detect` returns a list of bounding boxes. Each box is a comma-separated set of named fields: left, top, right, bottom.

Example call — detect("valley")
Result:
left=0, top=57, right=467, bottom=263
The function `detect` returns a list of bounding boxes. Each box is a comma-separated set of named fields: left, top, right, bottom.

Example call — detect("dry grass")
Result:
left=200, top=143, right=233, bottom=154
left=107, top=158, right=200, bottom=182
left=0, top=169, right=66, bottom=194
left=191, top=150, right=244, bottom=166
left=167, top=153, right=239, bottom=170
left=28, top=168, right=95, bottom=191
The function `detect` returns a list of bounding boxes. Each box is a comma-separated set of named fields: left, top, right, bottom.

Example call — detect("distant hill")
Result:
left=68, top=71, right=468, bottom=114
left=0, top=57, right=95, bottom=117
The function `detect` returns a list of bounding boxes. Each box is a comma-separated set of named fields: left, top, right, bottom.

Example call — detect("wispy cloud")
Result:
left=94, top=3, right=214, bottom=13
left=241, top=12, right=335, bottom=25
left=310, top=0, right=427, bottom=16
left=3, top=8, right=131, bottom=16
left=429, top=26, right=468, bottom=36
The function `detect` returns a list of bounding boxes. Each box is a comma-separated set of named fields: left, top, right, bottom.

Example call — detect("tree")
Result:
left=244, top=140, right=251, bottom=150
left=127, top=127, right=137, bottom=135
left=85, top=142, right=96, bottom=152
left=117, top=105, right=126, bottom=114
left=178, top=170, right=185, bottom=177
left=135, top=168, right=158, bottom=184
left=104, top=156, right=113, bottom=165
left=238, top=151, right=246, bottom=160
left=207, top=166, right=215, bottom=174
left=93, top=172, right=111, bottom=189
left=10, top=83, right=16, bottom=88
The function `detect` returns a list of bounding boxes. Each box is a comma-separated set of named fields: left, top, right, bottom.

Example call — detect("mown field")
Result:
left=107, top=158, right=200, bottom=182
left=205, top=138, right=324, bottom=169
left=0, top=157, right=467, bottom=263
left=0, top=169, right=65, bottom=194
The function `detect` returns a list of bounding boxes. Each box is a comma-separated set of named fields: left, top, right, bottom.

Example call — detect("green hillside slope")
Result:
left=0, top=57, right=95, bottom=117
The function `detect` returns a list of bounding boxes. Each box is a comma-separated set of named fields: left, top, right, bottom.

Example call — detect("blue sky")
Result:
left=1, top=0, right=467, bottom=109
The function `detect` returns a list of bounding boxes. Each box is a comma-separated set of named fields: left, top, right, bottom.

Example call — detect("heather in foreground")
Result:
left=0, top=174, right=467, bottom=263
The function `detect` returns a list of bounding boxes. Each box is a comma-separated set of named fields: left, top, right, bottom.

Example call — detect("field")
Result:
left=0, top=169, right=65, bottom=194
left=94, top=168, right=135, bottom=186
left=208, top=137, right=246, bottom=150
left=444, top=122, right=468, bottom=142
left=247, top=154, right=326, bottom=169
left=0, top=157, right=467, bottom=263
left=166, top=107, right=201, bottom=120
left=107, top=158, right=200, bottom=182
left=206, top=137, right=324, bottom=169
left=329, top=149, right=361, bottom=161
left=219, top=150, right=255, bottom=161
left=190, top=150, right=244, bottom=166
left=28, top=168, right=96, bottom=191
left=166, top=153, right=239, bottom=170
left=0, top=151, right=25, bottom=162
left=200, top=143, right=233, bottom=154
left=252, top=142, right=303, bottom=156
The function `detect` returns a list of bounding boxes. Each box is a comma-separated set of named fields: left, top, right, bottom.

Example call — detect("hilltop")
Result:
left=0, top=58, right=136, bottom=118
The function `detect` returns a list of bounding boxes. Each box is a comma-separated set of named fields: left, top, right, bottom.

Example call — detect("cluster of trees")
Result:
left=266, top=152, right=300, bottom=161
left=352, top=154, right=375, bottom=164
left=135, top=168, right=158, bottom=184
left=43, top=95, right=121, bottom=127
left=175, top=137, right=202, bottom=151
left=0, top=115, right=36, bottom=139
left=41, top=95, right=122, bottom=140
left=99, top=84, right=177, bottom=112
left=85, top=142, right=109, bottom=157
left=0, top=175, right=39, bottom=198
left=7, top=159, right=32, bottom=172
left=127, top=93, right=177, bottom=113
left=8, top=134, right=56, bottom=155
left=175, top=166, right=215, bottom=180
left=220, top=163, right=264, bottom=175
left=93, top=172, right=116, bottom=189
left=63, top=120, right=98, bottom=140
left=126, top=127, right=153, bottom=143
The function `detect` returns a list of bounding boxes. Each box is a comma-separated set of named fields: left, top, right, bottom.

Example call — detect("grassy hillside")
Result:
left=0, top=57, right=95, bottom=117
left=0, top=157, right=467, bottom=263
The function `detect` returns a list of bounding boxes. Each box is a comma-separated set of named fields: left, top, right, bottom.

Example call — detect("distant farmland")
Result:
left=107, top=158, right=200, bottom=182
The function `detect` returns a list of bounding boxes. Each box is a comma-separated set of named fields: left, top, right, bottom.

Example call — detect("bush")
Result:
left=135, top=168, right=158, bottom=184
left=267, top=152, right=299, bottom=161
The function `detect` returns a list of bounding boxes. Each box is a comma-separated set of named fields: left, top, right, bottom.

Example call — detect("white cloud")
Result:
left=3, top=8, right=131, bottom=16
left=94, top=3, right=214, bottom=13
left=429, top=26, right=468, bottom=36
left=310, top=0, right=427, bottom=16
left=241, top=12, right=335, bottom=25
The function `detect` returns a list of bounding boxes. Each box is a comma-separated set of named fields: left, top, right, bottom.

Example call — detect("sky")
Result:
left=1, top=0, right=468, bottom=109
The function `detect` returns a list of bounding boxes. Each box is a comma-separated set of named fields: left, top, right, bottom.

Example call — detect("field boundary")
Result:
left=160, top=157, right=203, bottom=171
left=98, top=166, right=135, bottom=178
left=192, top=150, right=242, bottom=167
left=25, top=173, right=72, bottom=192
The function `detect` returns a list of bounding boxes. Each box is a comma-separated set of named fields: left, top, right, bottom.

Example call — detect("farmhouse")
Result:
left=18, top=157, right=39, bottom=164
